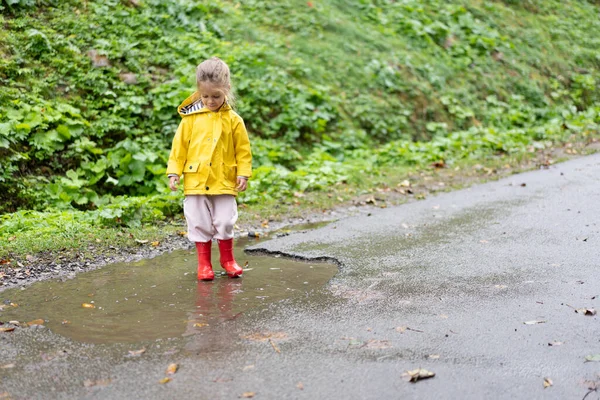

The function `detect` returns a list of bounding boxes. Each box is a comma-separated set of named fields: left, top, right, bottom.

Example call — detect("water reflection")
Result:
left=0, top=240, right=337, bottom=344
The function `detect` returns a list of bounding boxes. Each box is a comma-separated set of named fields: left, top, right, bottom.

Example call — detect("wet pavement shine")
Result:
left=1, top=154, right=600, bottom=400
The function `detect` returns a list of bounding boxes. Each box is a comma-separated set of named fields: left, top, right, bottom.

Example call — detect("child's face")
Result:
left=199, top=83, right=226, bottom=112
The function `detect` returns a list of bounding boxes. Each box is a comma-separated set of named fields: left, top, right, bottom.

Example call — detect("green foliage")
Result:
left=1, top=0, right=599, bottom=228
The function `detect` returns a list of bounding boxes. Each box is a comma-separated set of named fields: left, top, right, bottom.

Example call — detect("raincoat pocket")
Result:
left=223, top=163, right=237, bottom=188
left=183, top=161, right=200, bottom=173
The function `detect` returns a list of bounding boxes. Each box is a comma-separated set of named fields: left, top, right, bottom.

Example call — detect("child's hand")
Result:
left=236, top=176, right=248, bottom=192
left=169, top=175, right=180, bottom=191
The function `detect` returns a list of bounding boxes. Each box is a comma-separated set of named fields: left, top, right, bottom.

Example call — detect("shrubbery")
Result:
left=0, top=0, right=598, bottom=228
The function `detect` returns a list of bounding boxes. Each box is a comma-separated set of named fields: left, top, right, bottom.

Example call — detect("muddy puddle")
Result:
left=0, top=238, right=337, bottom=344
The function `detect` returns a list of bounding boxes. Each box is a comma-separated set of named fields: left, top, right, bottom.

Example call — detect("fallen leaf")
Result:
left=363, top=339, right=392, bottom=349
left=0, top=327, right=15, bottom=333
left=402, top=368, right=435, bottom=382
left=134, top=239, right=149, bottom=244
left=151, top=241, right=160, bottom=247
left=399, top=180, right=411, bottom=188
left=82, top=303, right=95, bottom=309
left=296, top=382, right=304, bottom=390
left=0, top=259, right=10, bottom=265
left=395, top=326, right=424, bottom=333
left=585, top=354, right=600, bottom=362
left=241, top=332, right=288, bottom=342
left=584, top=378, right=600, bottom=391
left=159, top=377, right=171, bottom=384
left=127, top=348, right=146, bottom=357
left=543, top=377, right=553, bottom=388
left=27, top=319, right=45, bottom=326
left=166, top=363, right=178, bottom=375
left=523, top=320, right=546, bottom=325
left=240, top=392, right=255, bottom=398
left=83, top=379, right=112, bottom=388
left=193, top=323, right=209, bottom=328
left=575, top=308, right=596, bottom=316
left=269, top=338, right=281, bottom=353
left=177, top=231, right=187, bottom=237
left=62, top=320, right=71, bottom=325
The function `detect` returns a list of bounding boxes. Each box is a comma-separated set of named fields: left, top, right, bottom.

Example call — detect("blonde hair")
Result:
left=196, top=57, right=236, bottom=107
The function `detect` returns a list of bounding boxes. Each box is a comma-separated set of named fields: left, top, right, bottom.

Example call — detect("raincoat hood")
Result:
left=177, top=91, right=232, bottom=117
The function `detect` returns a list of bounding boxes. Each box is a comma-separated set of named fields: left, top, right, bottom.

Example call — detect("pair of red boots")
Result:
left=195, top=238, right=243, bottom=281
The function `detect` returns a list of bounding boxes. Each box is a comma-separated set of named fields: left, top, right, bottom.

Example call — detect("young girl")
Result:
left=167, top=57, right=252, bottom=281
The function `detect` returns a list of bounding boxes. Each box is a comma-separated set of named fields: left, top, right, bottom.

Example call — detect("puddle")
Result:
left=0, top=238, right=337, bottom=344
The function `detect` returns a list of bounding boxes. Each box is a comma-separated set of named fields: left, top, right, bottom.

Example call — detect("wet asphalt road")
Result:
left=1, top=154, right=600, bottom=400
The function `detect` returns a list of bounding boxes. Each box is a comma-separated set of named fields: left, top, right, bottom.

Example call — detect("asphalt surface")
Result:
left=1, top=154, right=599, bottom=400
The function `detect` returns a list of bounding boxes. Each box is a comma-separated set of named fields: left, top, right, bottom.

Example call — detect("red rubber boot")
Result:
left=217, top=238, right=243, bottom=278
left=195, top=241, right=214, bottom=281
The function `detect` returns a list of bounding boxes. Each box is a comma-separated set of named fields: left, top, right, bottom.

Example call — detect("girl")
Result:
left=167, top=57, right=252, bottom=281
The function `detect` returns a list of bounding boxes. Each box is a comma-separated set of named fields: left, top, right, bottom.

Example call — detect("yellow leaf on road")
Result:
left=26, top=319, right=44, bottom=326
left=402, top=368, right=435, bottom=382
left=82, top=303, right=95, bottom=309
left=166, top=363, right=178, bottom=375
left=128, top=348, right=146, bottom=357
left=159, top=377, right=171, bottom=384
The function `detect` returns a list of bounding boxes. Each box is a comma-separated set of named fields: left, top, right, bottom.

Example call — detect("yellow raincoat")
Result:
left=166, top=92, right=252, bottom=196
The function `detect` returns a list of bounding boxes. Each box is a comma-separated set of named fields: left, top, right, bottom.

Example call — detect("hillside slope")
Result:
left=1, top=0, right=599, bottom=217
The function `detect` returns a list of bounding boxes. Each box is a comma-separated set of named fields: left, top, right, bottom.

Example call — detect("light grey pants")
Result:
left=183, top=195, right=238, bottom=242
